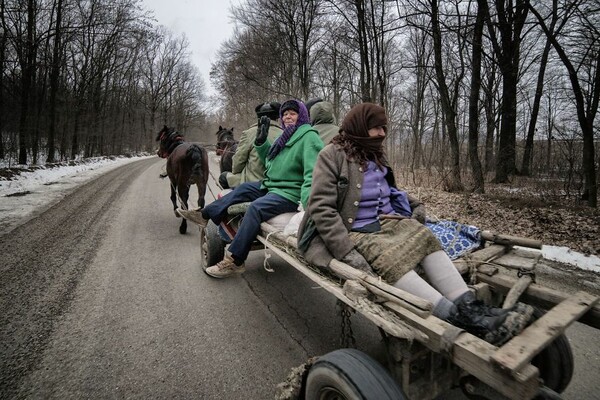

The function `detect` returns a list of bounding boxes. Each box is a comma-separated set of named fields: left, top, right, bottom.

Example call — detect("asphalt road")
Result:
left=1, top=156, right=598, bottom=399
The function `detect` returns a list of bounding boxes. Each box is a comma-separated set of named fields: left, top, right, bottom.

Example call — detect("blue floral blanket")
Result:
left=425, top=220, right=481, bottom=260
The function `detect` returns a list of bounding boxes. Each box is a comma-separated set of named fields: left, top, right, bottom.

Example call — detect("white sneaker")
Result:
left=205, top=255, right=246, bottom=278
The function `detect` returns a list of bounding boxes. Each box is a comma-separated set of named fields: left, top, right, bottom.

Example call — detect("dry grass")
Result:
left=400, top=178, right=600, bottom=256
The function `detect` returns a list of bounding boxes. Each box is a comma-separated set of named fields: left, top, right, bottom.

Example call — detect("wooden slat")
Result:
left=470, top=244, right=510, bottom=262
left=493, top=252, right=540, bottom=271
left=260, top=222, right=433, bottom=313
left=255, top=234, right=430, bottom=342
left=477, top=273, right=600, bottom=330
left=481, top=231, right=543, bottom=249
left=492, top=291, right=598, bottom=374
left=453, top=335, right=540, bottom=400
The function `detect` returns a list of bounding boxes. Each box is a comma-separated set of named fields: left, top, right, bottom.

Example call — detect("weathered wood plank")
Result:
left=493, top=252, right=540, bottom=271
left=481, top=231, right=543, bottom=249
left=260, top=222, right=433, bottom=313
left=453, top=335, right=540, bottom=400
left=477, top=273, right=600, bottom=330
left=256, top=235, right=429, bottom=342
left=470, top=244, right=511, bottom=261
left=492, top=291, right=598, bottom=374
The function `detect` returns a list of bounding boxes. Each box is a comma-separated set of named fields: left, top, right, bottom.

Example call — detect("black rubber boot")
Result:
left=447, top=291, right=509, bottom=340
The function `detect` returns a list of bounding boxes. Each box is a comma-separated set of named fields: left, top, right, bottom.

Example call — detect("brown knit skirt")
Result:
left=348, top=218, right=442, bottom=284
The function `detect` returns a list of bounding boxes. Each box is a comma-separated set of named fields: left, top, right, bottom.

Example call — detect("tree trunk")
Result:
left=47, top=0, right=64, bottom=163
left=430, top=0, right=463, bottom=192
left=0, top=0, right=6, bottom=160
left=18, top=0, right=37, bottom=165
left=469, top=2, right=485, bottom=193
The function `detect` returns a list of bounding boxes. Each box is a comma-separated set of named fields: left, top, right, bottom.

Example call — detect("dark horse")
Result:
left=215, top=126, right=237, bottom=174
left=156, top=125, right=209, bottom=234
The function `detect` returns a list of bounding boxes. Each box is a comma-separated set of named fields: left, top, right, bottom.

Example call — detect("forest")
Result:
left=1, top=0, right=599, bottom=207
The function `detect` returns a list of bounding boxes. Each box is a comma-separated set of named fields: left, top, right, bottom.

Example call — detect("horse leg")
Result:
left=170, top=181, right=179, bottom=217
left=179, top=183, right=189, bottom=234
left=196, top=181, right=207, bottom=209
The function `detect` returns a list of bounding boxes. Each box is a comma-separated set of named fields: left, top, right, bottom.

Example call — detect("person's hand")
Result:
left=411, top=204, right=426, bottom=223
left=218, top=171, right=231, bottom=189
left=341, top=249, right=376, bottom=276
left=254, top=116, right=271, bottom=146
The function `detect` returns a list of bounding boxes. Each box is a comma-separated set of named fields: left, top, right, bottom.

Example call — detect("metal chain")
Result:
left=337, top=300, right=356, bottom=348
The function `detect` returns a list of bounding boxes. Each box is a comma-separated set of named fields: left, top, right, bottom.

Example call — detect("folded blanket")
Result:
left=425, top=220, right=481, bottom=260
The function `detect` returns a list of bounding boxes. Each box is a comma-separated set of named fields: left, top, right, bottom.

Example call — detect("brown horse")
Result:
left=156, top=125, right=209, bottom=234
left=215, top=126, right=237, bottom=174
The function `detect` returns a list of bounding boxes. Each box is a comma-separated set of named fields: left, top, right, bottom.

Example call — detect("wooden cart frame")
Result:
left=199, top=217, right=599, bottom=400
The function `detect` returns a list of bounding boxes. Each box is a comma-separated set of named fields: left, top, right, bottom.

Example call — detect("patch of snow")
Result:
left=542, top=245, right=600, bottom=274
left=0, top=155, right=154, bottom=235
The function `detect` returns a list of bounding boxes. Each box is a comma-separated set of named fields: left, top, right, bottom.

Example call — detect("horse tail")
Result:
left=186, top=144, right=206, bottom=185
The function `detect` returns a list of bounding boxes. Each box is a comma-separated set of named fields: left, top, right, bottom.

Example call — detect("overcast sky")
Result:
left=141, top=0, right=236, bottom=96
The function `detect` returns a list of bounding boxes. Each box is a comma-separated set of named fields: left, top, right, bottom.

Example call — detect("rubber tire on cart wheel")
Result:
left=530, top=308, right=574, bottom=394
left=200, top=221, right=225, bottom=272
left=305, top=349, right=406, bottom=400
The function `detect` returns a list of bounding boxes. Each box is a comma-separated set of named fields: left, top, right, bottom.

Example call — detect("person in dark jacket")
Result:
left=219, top=102, right=282, bottom=188
left=306, top=99, right=338, bottom=145
left=298, top=102, right=531, bottom=345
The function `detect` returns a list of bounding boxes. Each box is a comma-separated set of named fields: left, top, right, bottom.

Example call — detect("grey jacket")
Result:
left=310, top=102, right=339, bottom=145
left=298, top=143, right=422, bottom=268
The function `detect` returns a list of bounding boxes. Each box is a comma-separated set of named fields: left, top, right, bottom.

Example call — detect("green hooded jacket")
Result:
left=255, top=124, right=324, bottom=208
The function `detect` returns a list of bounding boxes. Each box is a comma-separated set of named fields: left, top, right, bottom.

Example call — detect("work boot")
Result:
left=447, top=291, right=510, bottom=342
left=483, top=303, right=534, bottom=346
left=176, top=207, right=209, bottom=228
left=205, top=254, right=246, bottom=279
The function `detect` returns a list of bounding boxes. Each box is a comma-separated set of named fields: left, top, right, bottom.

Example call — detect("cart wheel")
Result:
left=531, top=308, right=574, bottom=394
left=200, top=221, right=225, bottom=272
left=305, top=349, right=406, bottom=400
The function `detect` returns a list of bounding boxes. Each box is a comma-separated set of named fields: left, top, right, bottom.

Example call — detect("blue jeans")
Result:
left=203, top=181, right=298, bottom=262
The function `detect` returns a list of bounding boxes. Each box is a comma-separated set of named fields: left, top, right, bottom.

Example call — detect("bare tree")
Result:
left=528, top=0, right=599, bottom=207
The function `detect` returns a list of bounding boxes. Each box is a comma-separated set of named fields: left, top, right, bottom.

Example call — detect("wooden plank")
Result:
left=453, top=335, right=540, bottom=400
left=384, top=302, right=540, bottom=399
left=477, top=273, right=600, bottom=330
left=492, top=291, right=598, bottom=374
left=469, top=244, right=510, bottom=262
left=256, top=235, right=430, bottom=342
left=481, top=231, right=543, bottom=249
left=493, top=252, right=540, bottom=271
left=260, top=222, right=433, bottom=313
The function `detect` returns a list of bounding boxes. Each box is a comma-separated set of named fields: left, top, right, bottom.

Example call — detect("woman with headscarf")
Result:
left=179, top=99, right=324, bottom=278
left=298, top=102, right=529, bottom=344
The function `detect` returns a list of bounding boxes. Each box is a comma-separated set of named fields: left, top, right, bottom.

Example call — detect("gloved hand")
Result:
left=341, top=249, right=376, bottom=276
left=254, top=116, right=271, bottom=146
left=218, top=171, right=231, bottom=189
left=411, top=204, right=426, bottom=224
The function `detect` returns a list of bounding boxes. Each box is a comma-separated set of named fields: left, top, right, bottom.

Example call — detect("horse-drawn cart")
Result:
left=198, top=203, right=598, bottom=400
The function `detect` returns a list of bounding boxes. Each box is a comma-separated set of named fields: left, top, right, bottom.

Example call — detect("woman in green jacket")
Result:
left=179, top=99, right=324, bottom=278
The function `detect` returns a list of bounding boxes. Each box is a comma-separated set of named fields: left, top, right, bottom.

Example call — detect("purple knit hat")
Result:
left=267, top=99, right=310, bottom=160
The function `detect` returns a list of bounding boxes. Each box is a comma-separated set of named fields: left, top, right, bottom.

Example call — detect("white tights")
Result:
left=393, top=250, right=469, bottom=306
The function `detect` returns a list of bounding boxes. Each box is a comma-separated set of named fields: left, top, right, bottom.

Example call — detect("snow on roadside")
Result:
left=1, top=155, right=598, bottom=275
left=0, top=155, right=154, bottom=235
left=542, top=245, right=600, bottom=273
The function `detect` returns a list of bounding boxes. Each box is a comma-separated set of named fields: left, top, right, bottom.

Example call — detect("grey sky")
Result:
left=142, top=0, right=236, bottom=96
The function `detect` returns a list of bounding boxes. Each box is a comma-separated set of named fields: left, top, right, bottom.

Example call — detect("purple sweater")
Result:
left=352, top=161, right=395, bottom=229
